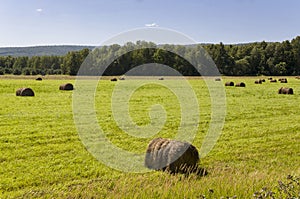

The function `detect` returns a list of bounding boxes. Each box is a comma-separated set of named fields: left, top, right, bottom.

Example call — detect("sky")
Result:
left=0, top=0, right=299, bottom=46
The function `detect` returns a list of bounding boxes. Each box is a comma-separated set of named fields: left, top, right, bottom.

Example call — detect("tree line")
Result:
left=0, top=36, right=299, bottom=76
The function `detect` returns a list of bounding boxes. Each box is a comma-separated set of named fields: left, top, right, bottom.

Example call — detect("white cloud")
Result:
left=36, top=8, right=43, bottom=13
left=145, top=23, right=158, bottom=27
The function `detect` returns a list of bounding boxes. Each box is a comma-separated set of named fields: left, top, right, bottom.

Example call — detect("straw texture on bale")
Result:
left=59, top=83, right=74, bottom=90
left=16, top=88, right=35, bottom=96
left=235, top=82, right=246, bottom=87
left=225, top=82, right=234, bottom=86
left=145, top=138, right=199, bottom=174
left=278, top=87, right=293, bottom=95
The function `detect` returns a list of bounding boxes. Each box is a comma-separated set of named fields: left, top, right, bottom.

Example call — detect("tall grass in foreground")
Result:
left=0, top=76, right=299, bottom=198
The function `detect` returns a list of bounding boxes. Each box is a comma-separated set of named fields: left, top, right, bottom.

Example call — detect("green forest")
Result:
left=0, top=36, right=299, bottom=76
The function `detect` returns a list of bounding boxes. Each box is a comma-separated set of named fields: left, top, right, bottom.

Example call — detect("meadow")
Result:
left=0, top=75, right=299, bottom=198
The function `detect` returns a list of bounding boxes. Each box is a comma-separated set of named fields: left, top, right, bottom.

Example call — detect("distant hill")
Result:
left=0, top=45, right=95, bottom=57
left=0, top=42, right=259, bottom=57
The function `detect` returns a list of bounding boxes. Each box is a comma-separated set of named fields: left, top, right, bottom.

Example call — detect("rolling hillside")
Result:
left=0, top=45, right=95, bottom=57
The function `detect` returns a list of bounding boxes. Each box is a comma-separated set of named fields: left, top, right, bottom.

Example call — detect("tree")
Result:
left=213, top=42, right=235, bottom=75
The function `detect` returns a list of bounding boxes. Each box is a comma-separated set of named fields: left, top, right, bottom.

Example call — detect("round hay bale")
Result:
left=119, top=76, right=125, bottom=80
left=145, top=138, right=199, bottom=174
left=235, top=82, right=246, bottom=87
left=225, top=82, right=234, bottom=86
left=255, top=80, right=262, bottom=84
left=215, top=78, right=221, bottom=81
left=280, top=78, right=288, bottom=83
left=270, top=79, right=277, bottom=83
left=278, top=87, right=293, bottom=94
left=36, top=77, right=42, bottom=81
left=59, top=83, right=74, bottom=91
left=158, top=77, right=164, bottom=80
left=110, top=78, right=117, bottom=81
left=268, top=77, right=273, bottom=80
left=261, top=79, right=266, bottom=82
left=16, top=88, right=35, bottom=96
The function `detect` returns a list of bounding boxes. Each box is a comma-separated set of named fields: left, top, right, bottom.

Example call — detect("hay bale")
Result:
left=255, top=80, right=262, bottom=84
left=278, top=87, right=293, bottom=95
left=16, top=88, right=35, bottom=96
left=110, top=78, right=117, bottom=81
left=158, top=77, right=164, bottom=80
left=215, top=78, right=221, bottom=81
left=280, top=78, right=288, bottom=83
left=225, top=82, right=234, bottom=86
left=235, top=82, right=246, bottom=87
left=59, top=83, right=74, bottom=90
left=119, top=76, right=125, bottom=80
left=268, top=77, right=273, bottom=80
left=261, top=79, right=265, bottom=82
left=270, top=79, right=277, bottom=83
left=36, top=77, right=42, bottom=81
left=145, top=138, right=199, bottom=174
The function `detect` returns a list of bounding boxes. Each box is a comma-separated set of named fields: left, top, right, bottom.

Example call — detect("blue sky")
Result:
left=0, top=0, right=299, bottom=46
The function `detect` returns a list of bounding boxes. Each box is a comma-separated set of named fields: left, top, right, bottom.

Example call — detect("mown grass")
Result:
left=0, top=76, right=299, bottom=198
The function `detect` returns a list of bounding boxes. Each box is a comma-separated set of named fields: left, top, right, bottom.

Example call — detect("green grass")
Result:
left=0, top=76, right=299, bottom=198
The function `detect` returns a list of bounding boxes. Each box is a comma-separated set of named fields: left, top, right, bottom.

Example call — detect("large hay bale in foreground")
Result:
left=16, top=88, right=35, bottom=96
left=225, top=82, right=234, bottom=86
left=59, top=83, right=74, bottom=90
left=235, top=82, right=246, bottom=87
left=145, top=138, right=199, bottom=174
left=278, top=87, right=293, bottom=95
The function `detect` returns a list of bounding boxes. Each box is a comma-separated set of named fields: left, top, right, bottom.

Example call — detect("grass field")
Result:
left=0, top=75, right=299, bottom=198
